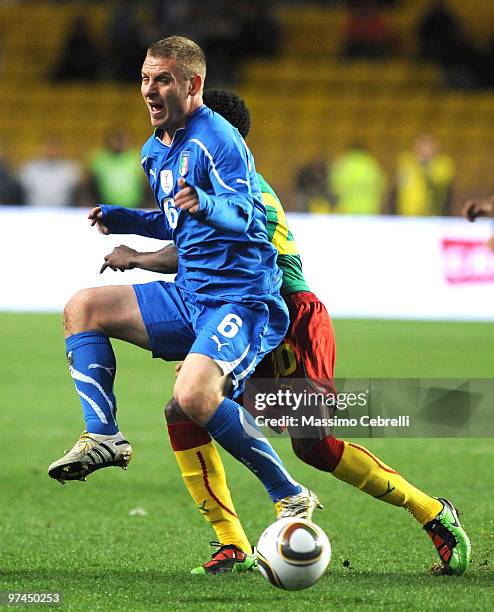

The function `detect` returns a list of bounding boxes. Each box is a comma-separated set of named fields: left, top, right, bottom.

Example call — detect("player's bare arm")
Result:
left=462, top=195, right=494, bottom=221
left=88, top=206, right=110, bottom=234
left=100, top=243, right=179, bottom=274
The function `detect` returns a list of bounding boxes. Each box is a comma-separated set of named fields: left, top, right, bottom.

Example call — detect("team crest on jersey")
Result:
left=179, top=151, right=190, bottom=176
left=160, top=169, right=173, bottom=194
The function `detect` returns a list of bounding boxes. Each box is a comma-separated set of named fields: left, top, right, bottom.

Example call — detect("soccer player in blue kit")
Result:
left=48, top=36, right=319, bottom=518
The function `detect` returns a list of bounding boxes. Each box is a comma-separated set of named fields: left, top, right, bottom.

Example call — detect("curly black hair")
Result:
left=203, top=89, right=251, bottom=138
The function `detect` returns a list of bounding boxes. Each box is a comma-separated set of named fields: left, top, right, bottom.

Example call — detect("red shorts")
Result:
left=244, top=292, right=337, bottom=438
left=254, top=291, right=336, bottom=386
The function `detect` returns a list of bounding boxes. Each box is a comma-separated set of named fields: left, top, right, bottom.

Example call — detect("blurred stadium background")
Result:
left=1, top=2, right=494, bottom=609
left=1, top=0, right=494, bottom=210
left=0, top=0, right=494, bottom=320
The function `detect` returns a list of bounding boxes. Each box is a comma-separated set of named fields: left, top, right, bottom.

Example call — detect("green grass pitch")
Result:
left=1, top=314, right=493, bottom=610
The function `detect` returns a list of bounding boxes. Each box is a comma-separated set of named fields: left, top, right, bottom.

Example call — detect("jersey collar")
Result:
left=153, top=105, right=208, bottom=148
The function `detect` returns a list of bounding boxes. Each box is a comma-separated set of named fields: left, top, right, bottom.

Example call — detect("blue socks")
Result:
left=65, top=332, right=118, bottom=435
left=204, top=398, right=302, bottom=502
left=65, top=333, right=302, bottom=502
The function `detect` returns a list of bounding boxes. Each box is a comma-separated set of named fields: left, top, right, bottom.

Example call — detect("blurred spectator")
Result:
left=52, top=16, right=101, bottom=81
left=0, top=142, right=23, bottom=205
left=295, top=158, right=332, bottom=213
left=18, top=135, right=83, bottom=207
left=151, top=0, right=192, bottom=34
left=341, top=0, right=396, bottom=59
left=235, top=0, right=281, bottom=59
left=329, top=142, right=387, bottom=214
left=417, top=0, right=460, bottom=64
left=150, top=0, right=280, bottom=85
left=391, top=133, right=455, bottom=216
left=89, top=129, right=147, bottom=208
left=106, top=0, right=148, bottom=81
left=417, top=0, right=482, bottom=89
left=191, top=2, right=244, bottom=86
left=478, top=36, right=494, bottom=89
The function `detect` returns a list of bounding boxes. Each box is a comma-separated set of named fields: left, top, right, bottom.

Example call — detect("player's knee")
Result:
left=64, top=289, right=92, bottom=333
left=174, top=382, right=222, bottom=423
left=164, top=398, right=189, bottom=423
left=64, top=288, right=107, bottom=335
left=63, top=294, right=77, bottom=324
left=174, top=387, right=205, bottom=418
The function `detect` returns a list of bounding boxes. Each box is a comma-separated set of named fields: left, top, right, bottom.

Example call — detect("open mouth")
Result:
left=149, top=103, right=164, bottom=114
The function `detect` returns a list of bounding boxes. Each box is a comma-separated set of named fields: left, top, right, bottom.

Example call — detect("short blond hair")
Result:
left=147, top=36, right=206, bottom=81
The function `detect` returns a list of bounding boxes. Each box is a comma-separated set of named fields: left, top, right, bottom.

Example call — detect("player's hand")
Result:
left=462, top=196, right=494, bottom=222
left=88, top=206, right=110, bottom=234
left=175, top=178, right=200, bottom=214
left=100, top=245, right=139, bottom=274
left=487, top=235, right=494, bottom=252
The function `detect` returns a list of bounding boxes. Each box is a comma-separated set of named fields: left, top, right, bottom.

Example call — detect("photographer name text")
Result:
left=255, top=415, right=411, bottom=428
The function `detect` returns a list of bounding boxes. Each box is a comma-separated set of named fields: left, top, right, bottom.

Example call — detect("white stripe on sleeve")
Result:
left=189, top=138, right=237, bottom=192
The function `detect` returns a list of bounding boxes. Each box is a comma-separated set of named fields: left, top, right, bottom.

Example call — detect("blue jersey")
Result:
left=101, top=105, right=282, bottom=299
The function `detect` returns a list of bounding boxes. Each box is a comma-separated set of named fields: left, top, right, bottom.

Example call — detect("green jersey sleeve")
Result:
left=257, top=173, right=310, bottom=295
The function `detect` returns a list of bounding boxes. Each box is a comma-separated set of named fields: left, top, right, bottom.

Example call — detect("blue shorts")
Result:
left=133, top=281, right=289, bottom=397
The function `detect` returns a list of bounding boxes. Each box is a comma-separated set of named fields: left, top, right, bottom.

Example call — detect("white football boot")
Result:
left=48, top=431, right=132, bottom=484
left=275, top=486, right=323, bottom=520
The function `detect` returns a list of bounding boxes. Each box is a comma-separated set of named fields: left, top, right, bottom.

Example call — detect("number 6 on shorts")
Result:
left=217, top=313, right=243, bottom=338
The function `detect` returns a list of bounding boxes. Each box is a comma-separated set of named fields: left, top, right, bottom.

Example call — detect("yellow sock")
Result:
left=173, top=440, right=251, bottom=552
left=333, top=441, right=442, bottom=524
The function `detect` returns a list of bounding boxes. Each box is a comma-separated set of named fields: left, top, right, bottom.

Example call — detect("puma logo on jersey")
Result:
left=88, top=363, right=115, bottom=376
left=210, top=335, right=228, bottom=351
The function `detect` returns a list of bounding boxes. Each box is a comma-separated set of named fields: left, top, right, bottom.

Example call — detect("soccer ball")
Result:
left=256, top=517, right=331, bottom=591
